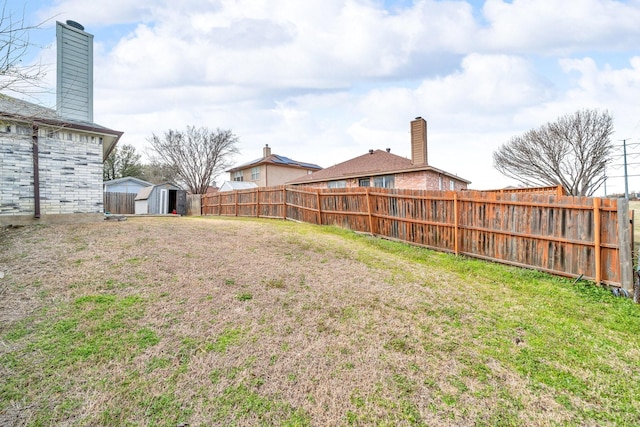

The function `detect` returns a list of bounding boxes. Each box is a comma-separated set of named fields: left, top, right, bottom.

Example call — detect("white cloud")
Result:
left=480, top=0, right=640, bottom=53
left=19, top=0, right=640, bottom=192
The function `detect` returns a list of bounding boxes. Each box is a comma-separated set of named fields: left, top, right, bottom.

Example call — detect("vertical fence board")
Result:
left=198, top=186, right=631, bottom=289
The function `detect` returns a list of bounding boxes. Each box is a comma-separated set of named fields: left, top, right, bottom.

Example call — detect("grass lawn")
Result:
left=1, top=216, right=639, bottom=426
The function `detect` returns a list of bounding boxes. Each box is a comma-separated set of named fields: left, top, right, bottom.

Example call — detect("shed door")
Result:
left=160, top=189, right=168, bottom=214
left=176, top=190, right=187, bottom=215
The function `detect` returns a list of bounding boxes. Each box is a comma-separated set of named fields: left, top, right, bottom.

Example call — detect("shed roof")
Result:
left=134, top=186, right=154, bottom=201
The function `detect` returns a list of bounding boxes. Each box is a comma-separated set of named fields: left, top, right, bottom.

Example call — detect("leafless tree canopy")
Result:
left=493, top=109, right=613, bottom=196
left=147, top=126, right=239, bottom=194
left=0, top=1, right=48, bottom=94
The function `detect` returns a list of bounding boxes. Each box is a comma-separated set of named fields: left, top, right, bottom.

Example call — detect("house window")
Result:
left=373, top=175, right=394, bottom=188
left=0, top=125, right=10, bottom=133
left=450, top=180, right=455, bottom=190
left=233, top=171, right=243, bottom=181
left=66, top=132, right=73, bottom=141
left=16, top=125, right=31, bottom=135
left=47, top=130, right=59, bottom=139
left=359, top=178, right=370, bottom=187
left=251, top=167, right=260, bottom=180
left=327, top=180, right=346, bottom=189
left=79, top=135, right=87, bottom=142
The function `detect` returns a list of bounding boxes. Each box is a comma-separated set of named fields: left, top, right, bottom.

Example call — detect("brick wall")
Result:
left=0, top=125, right=104, bottom=218
left=293, top=170, right=468, bottom=191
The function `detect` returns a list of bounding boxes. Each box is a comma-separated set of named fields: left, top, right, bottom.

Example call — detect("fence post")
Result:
left=454, top=192, right=459, bottom=255
left=316, top=189, right=322, bottom=225
left=594, top=198, right=601, bottom=285
left=617, top=198, right=633, bottom=294
left=217, top=193, right=222, bottom=216
left=256, top=188, right=260, bottom=218
left=366, top=187, right=374, bottom=234
left=235, top=191, right=239, bottom=217
left=282, top=187, right=287, bottom=220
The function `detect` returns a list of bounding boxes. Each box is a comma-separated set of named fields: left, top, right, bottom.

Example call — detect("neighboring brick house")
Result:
left=0, top=21, right=123, bottom=226
left=226, top=145, right=321, bottom=187
left=287, top=117, right=471, bottom=190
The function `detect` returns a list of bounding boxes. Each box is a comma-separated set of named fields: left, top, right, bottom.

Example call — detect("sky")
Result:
left=10, top=0, right=640, bottom=193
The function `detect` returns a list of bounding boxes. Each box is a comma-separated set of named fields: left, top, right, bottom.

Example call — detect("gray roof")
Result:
left=104, top=177, right=154, bottom=187
left=0, top=94, right=123, bottom=159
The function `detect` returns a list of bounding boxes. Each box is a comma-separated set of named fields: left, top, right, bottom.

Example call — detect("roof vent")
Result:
left=66, top=20, right=85, bottom=31
left=369, top=149, right=374, bottom=154
left=386, top=148, right=391, bottom=152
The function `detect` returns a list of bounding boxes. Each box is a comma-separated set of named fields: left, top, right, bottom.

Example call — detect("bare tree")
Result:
left=0, top=1, right=48, bottom=95
left=493, top=109, right=613, bottom=196
left=147, top=126, right=239, bottom=194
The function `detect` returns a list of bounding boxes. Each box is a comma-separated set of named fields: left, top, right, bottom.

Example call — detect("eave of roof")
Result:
left=0, top=95, right=123, bottom=160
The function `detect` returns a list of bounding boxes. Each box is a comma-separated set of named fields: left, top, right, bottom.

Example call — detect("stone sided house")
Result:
left=287, top=117, right=471, bottom=190
left=0, top=21, right=123, bottom=225
left=226, top=144, right=322, bottom=187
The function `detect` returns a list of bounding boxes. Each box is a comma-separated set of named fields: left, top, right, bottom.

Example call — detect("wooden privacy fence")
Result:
left=186, top=194, right=201, bottom=216
left=201, top=186, right=634, bottom=292
left=104, top=192, right=135, bottom=214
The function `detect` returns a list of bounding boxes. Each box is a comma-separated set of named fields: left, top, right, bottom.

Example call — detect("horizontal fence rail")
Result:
left=201, top=186, right=633, bottom=292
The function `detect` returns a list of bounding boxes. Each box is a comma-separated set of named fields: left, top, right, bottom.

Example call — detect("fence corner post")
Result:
left=617, top=198, right=634, bottom=294
left=594, top=198, right=602, bottom=285
left=454, top=192, right=459, bottom=255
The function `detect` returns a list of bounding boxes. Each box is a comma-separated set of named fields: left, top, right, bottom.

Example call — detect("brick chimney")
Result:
left=263, top=144, right=271, bottom=158
left=410, top=117, right=427, bottom=165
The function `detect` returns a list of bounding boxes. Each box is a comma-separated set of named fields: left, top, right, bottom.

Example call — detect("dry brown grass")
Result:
left=1, top=216, right=639, bottom=426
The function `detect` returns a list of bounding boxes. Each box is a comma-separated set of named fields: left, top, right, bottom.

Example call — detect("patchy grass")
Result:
left=1, top=216, right=640, bottom=426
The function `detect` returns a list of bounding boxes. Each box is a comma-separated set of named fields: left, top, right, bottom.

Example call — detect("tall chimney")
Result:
left=410, top=117, right=427, bottom=165
left=56, top=20, right=93, bottom=122
left=263, top=144, right=271, bottom=158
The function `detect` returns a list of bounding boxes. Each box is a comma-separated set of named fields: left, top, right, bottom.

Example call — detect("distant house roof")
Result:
left=218, top=181, right=259, bottom=192
left=287, top=149, right=471, bottom=185
left=0, top=95, right=123, bottom=160
left=227, top=154, right=322, bottom=173
left=104, top=177, right=153, bottom=187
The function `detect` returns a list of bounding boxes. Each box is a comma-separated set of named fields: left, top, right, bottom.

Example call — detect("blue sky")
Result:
left=11, top=0, right=640, bottom=193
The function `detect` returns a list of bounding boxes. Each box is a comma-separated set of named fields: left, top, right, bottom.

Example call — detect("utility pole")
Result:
left=603, top=162, right=607, bottom=196
left=623, top=139, right=629, bottom=200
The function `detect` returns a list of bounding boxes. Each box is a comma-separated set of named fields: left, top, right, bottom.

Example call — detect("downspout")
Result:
left=32, top=123, right=41, bottom=219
